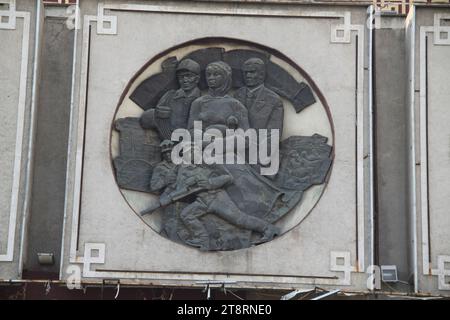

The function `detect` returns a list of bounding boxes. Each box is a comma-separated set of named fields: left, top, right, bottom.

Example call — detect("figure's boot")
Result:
left=235, top=214, right=280, bottom=243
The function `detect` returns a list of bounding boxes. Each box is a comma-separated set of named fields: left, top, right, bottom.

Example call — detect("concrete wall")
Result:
left=57, top=0, right=372, bottom=292
left=411, top=6, right=450, bottom=295
left=374, top=17, right=411, bottom=290
left=0, top=0, right=39, bottom=280
left=1, top=0, right=450, bottom=297
left=23, top=14, right=74, bottom=275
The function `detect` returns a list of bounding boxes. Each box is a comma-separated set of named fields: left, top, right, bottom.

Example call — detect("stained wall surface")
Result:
left=411, top=6, right=450, bottom=295
left=0, top=0, right=38, bottom=280
left=58, top=0, right=372, bottom=291
left=1, top=0, right=450, bottom=297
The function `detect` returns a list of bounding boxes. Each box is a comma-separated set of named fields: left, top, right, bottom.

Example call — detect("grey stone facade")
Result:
left=1, top=0, right=450, bottom=298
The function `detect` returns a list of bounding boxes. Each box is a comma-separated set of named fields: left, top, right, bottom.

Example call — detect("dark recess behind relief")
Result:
left=129, top=56, right=179, bottom=111
left=129, top=47, right=316, bottom=113
left=222, top=49, right=270, bottom=88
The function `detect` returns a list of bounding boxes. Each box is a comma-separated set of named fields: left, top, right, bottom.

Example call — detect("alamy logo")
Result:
left=66, top=265, right=82, bottom=290
left=170, top=121, right=280, bottom=176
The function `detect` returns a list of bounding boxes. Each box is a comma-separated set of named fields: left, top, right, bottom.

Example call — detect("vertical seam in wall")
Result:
left=405, top=3, right=418, bottom=294
left=76, top=23, right=91, bottom=251
left=18, top=0, right=43, bottom=278
left=425, top=34, right=432, bottom=267
left=60, top=0, right=80, bottom=279
left=355, top=33, right=359, bottom=268
left=371, top=17, right=379, bottom=268
left=410, top=6, right=418, bottom=294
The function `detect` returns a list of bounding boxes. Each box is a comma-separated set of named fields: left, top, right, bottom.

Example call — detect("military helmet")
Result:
left=176, top=59, right=201, bottom=75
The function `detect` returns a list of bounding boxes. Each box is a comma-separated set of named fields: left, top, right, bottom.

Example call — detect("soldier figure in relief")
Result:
left=163, top=161, right=280, bottom=250
left=150, top=140, right=178, bottom=195
left=141, top=59, right=202, bottom=140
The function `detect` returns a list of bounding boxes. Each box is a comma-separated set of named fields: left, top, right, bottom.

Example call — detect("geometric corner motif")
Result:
left=331, top=12, right=352, bottom=43
left=330, top=251, right=357, bottom=286
left=431, top=255, right=450, bottom=291
left=0, top=0, right=17, bottom=30
left=82, top=243, right=106, bottom=278
left=433, top=14, right=450, bottom=46
left=96, top=3, right=117, bottom=35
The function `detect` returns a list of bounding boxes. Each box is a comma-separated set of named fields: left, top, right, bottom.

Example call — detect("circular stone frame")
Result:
left=110, top=37, right=336, bottom=251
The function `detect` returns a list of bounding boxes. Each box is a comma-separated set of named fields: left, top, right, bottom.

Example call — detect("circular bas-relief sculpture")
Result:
left=111, top=39, right=334, bottom=252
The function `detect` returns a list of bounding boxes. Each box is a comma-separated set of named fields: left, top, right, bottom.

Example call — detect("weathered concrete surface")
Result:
left=0, top=0, right=38, bottom=280
left=23, top=17, right=74, bottom=275
left=59, top=0, right=371, bottom=291
left=193, top=0, right=373, bottom=4
left=374, top=17, right=410, bottom=289
left=412, top=7, right=450, bottom=295
left=2, top=0, right=449, bottom=298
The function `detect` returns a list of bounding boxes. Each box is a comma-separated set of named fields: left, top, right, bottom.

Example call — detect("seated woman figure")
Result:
left=188, top=61, right=249, bottom=133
